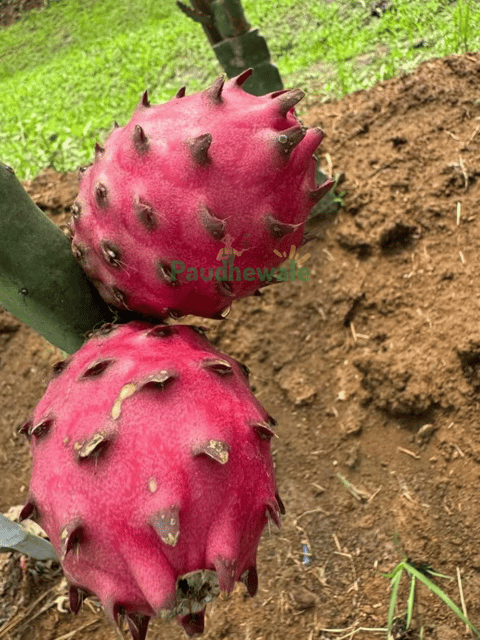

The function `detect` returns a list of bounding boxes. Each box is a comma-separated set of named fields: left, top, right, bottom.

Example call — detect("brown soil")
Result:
left=0, top=0, right=46, bottom=27
left=2, top=42, right=480, bottom=640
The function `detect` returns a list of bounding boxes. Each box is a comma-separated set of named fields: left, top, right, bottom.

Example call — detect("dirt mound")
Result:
left=2, top=51, right=480, bottom=640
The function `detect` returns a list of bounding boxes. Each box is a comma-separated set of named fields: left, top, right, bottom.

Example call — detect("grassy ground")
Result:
left=0, top=0, right=479, bottom=179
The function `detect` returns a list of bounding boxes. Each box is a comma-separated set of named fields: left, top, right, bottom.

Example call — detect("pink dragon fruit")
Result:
left=19, top=321, right=283, bottom=638
left=69, top=68, right=333, bottom=320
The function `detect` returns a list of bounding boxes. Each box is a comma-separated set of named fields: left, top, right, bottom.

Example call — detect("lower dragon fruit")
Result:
left=69, top=68, right=333, bottom=320
left=19, top=321, right=283, bottom=638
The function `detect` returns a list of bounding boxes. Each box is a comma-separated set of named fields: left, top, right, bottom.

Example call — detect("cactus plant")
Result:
left=176, top=0, right=283, bottom=95
left=0, top=162, right=114, bottom=354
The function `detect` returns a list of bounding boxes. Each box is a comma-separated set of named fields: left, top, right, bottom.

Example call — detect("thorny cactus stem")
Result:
left=0, top=162, right=114, bottom=354
left=177, top=0, right=284, bottom=95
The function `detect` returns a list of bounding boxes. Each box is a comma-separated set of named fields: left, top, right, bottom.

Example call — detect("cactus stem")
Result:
left=77, top=166, right=89, bottom=183
left=191, top=325, right=208, bottom=336
left=71, top=242, right=87, bottom=264
left=104, top=598, right=123, bottom=626
left=313, top=126, right=324, bottom=145
left=111, top=286, right=127, bottom=307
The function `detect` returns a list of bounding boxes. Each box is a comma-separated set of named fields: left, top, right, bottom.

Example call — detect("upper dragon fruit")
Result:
left=69, top=69, right=333, bottom=320
left=18, top=321, right=283, bottom=638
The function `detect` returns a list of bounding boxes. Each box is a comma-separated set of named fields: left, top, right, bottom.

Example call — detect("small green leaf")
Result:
left=404, top=562, right=480, bottom=637
left=387, top=565, right=403, bottom=635
left=406, top=575, right=415, bottom=629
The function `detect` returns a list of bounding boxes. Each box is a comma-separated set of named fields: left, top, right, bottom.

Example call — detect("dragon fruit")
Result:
left=18, top=321, right=283, bottom=638
left=69, top=68, right=333, bottom=320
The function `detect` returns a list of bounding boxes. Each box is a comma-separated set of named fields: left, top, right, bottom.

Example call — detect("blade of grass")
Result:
left=404, top=562, right=479, bottom=637
left=387, top=564, right=404, bottom=636
left=406, top=574, right=415, bottom=629
left=456, top=566, right=471, bottom=636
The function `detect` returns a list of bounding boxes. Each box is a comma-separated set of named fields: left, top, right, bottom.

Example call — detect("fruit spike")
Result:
left=234, top=67, right=254, bottom=86
left=274, top=89, right=305, bottom=117
left=23, top=321, right=283, bottom=638
left=133, top=124, right=149, bottom=155
left=204, top=74, right=225, bottom=104
left=188, top=133, right=212, bottom=165
left=69, top=585, right=86, bottom=615
left=70, top=68, right=333, bottom=320
left=175, top=86, right=186, bottom=99
left=309, top=178, right=336, bottom=202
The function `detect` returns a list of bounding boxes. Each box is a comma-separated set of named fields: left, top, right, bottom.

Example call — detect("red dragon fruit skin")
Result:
left=69, top=69, right=333, bottom=320
left=19, top=321, right=283, bottom=639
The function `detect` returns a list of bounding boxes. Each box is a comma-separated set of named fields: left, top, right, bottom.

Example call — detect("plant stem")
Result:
left=0, top=162, right=114, bottom=354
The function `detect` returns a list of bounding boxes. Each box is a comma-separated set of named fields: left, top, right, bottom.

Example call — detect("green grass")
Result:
left=384, top=559, right=479, bottom=638
left=0, top=0, right=479, bottom=179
